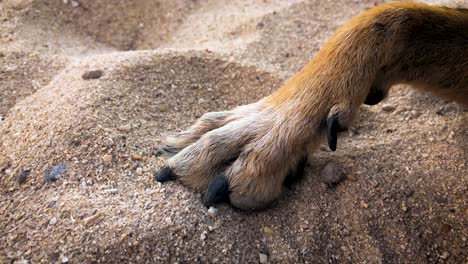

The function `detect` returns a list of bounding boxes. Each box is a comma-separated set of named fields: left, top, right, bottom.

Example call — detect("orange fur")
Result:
left=157, top=3, right=468, bottom=210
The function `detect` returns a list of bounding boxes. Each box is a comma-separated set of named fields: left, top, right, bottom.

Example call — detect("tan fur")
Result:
left=159, top=2, right=468, bottom=210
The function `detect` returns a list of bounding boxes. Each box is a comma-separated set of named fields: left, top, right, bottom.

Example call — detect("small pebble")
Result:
left=263, top=226, right=273, bottom=236
left=440, top=252, right=449, bottom=259
left=259, top=253, right=268, bottom=263
left=83, top=212, right=102, bottom=226
left=164, top=217, right=172, bottom=225
left=207, top=206, right=218, bottom=217
left=103, top=188, right=118, bottom=194
left=321, top=162, right=346, bottom=187
left=102, top=154, right=112, bottom=163
left=61, top=256, right=69, bottom=263
left=410, top=110, right=420, bottom=119
left=136, top=167, right=143, bottom=175
left=381, top=103, right=396, bottom=112
left=82, top=70, right=102, bottom=80
left=131, top=154, right=143, bottom=161
left=49, top=217, right=58, bottom=225
left=200, top=231, right=207, bottom=241
left=103, top=137, right=114, bottom=146
left=360, top=200, right=369, bottom=209
left=45, top=164, right=67, bottom=182
left=347, top=174, right=358, bottom=182
left=403, top=188, right=414, bottom=197
left=17, top=169, right=30, bottom=184
left=117, top=124, right=131, bottom=132
left=401, top=201, right=408, bottom=212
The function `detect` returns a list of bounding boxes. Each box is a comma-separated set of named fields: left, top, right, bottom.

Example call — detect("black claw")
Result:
left=154, top=167, right=177, bottom=182
left=202, top=175, right=230, bottom=207
left=326, top=114, right=347, bottom=151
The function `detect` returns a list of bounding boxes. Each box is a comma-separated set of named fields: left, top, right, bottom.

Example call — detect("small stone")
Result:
left=259, top=253, right=268, bottom=263
left=70, top=0, right=79, bottom=7
left=102, top=154, right=112, bottom=163
left=401, top=201, right=408, bottom=212
left=45, top=164, right=67, bottom=182
left=360, top=200, right=369, bottom=209
left=381, top=104, right=396, bottom=112
left=131, top=154, right=143, bottom=161
left=49, top=217, right=58, bottom=225
left=117, top=124, right=131, bottom=132
left=440, top=252, right=449, bottom=259
left=159, top=105, right=169, bottom=112
left=103, top=188, right=118, bottom=194
left=0, top=115, right=4, bottom=121
left=208, top=226, right=215, bottom=232
left=403, top=188, right=414, bottom=197
left=17, top=169, right=30, bottom=184
left=263, top=226, right=273, bottom=236
left=13, top=260, right=28, bottom=264
left=82, top=70, right=102, bottom=80
left=164, top=217, right=172, bottom=225
left=61, top=256, right=69, bottom=263
left=207, top=206, right=218, bottom=217
left=347, top=174, right=358, bottom=182
left=321, top=162, right=346, bottom=187
left=136, top=167, right=143, bottom=175
left=200, top=231, right=207, bottom=241
left=103, top=137, right=114, bottom=146
left=83, top=212, right=102, bottom=226
left=256, top=21, right=265, bottom=29
left=410, top=110, right=420, bottom=119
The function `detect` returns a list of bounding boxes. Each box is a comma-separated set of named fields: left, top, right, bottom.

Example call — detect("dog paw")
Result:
left=155, top=97, right=356, bottom=210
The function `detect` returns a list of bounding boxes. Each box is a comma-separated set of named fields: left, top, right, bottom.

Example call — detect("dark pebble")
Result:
left=17, top=168, right=31, bottom=184
left=45, top=164, right=67, bottom=182
left=256, top=22, right=264, bottom=29
left=82, top=70, right=103, bottom=80
left=403, top=188, right=414, bottom=197
left=321, top=162, right=346, bottom=187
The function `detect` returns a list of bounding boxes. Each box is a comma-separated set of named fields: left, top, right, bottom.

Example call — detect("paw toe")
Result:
left=154, top=167, right=177, bottom=182
left=202, top=174, right=230, bottom=207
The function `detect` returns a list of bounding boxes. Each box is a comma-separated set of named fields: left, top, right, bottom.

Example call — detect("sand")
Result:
left=0, top=0, right=467, bottom=263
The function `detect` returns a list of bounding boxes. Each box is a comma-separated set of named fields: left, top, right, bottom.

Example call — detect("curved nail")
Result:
left=154, top=167, right=177, bottom=182
left=202, top=174, right=230, bottom=207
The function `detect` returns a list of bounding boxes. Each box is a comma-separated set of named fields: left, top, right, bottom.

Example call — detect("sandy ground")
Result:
left=0, top=0, right=467, bottom=263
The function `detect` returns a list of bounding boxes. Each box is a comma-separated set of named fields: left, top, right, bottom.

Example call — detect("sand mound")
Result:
left=0, top=50, right=281, bottom=189
left=1, top=0, right=467, bottom=263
